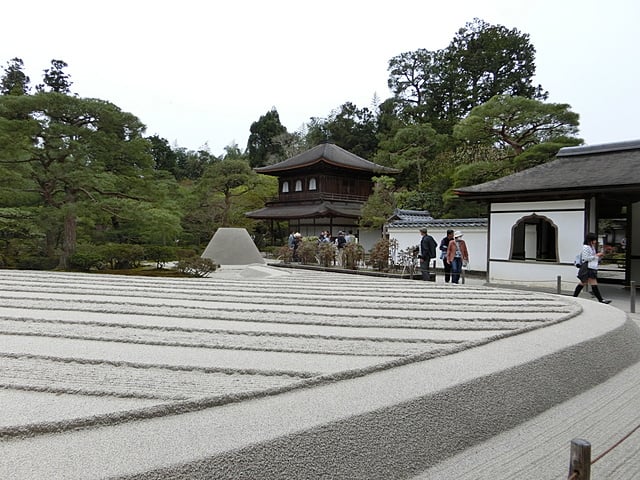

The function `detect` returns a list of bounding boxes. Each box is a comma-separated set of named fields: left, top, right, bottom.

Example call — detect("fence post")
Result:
left=631, top=280, right=636, bottom=314
left=568, top=438, right=591, bottom=479
left=557, top=275, right=562, bottom=295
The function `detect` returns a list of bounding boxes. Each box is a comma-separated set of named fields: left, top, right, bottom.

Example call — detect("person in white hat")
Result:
left=446, top=231, right=469, bottom=284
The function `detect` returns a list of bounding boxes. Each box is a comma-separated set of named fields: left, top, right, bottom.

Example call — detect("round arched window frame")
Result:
left=509, top=214, right=558, bottom=262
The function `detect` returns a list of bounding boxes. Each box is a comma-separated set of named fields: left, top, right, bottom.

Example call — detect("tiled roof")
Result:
left=455, top=139, right=640, bottom=199
left=385, top=209, right=487, bottom=229
left=245, top=200, right=363, bottom=220
left=254, top=143, right=400, bottom=175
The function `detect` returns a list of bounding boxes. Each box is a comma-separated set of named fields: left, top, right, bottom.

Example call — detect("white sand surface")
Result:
left=2, top=267, right=636, bottom=479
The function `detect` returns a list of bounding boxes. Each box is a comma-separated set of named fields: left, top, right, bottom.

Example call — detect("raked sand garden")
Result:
left=1, top=266, right=638, bottom=479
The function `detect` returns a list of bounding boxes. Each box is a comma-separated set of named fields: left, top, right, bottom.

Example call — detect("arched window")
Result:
left=308, top=177, right=317, bottom=190
left=510, top=214, right=558, bottom=261
left=281, top=181, right=289, bottom=193
left=294, top=179, right=303, bottom=192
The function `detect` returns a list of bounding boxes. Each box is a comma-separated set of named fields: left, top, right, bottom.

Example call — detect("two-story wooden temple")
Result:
left=246, top=143, right=399, bottom=242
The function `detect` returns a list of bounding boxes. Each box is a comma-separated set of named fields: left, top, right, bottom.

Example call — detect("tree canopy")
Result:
left=246, top=108, right=287, bottom=168
left=387, top=18, right=547, bottom=133
left=0, top=18, right=586, bottom=267
left=0, top=91, right=154, bottom=267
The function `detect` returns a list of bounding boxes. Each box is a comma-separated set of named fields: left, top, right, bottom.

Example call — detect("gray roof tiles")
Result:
left=246, top=200, right=364, bottom=219
left=255, top=143, right=400, bottom=174
left=456, top=140, right=640, bottom=198
left=386, top=209, right=487, bottom=229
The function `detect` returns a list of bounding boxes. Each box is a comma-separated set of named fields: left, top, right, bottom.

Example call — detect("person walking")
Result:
left=418, top=228, right=437, bottom=281
left=573, top=232, right=611, bottom=304
left=446, top=231, right=469, bottom=284
left=335, top=231, right=347, bottom=266
left=439, top=229, right=454, bottom=283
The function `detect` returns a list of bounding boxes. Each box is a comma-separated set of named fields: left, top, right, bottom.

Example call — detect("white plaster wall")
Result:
left=359, top=229, right=383, bottom=253
left=488, top=199, right=587, bottom=286
left=488, top=261, right=580, bottom=291
left=631, top=201, right=640, bottom=284
left=387, top=227, right=488, bottom=273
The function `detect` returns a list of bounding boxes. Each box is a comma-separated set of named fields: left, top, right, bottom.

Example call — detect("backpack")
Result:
left=574, top=253, right=583, bottom=267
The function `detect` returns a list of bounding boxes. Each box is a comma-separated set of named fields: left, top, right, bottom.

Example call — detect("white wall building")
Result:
left=385, top=210, right=488, bottom=273
left=456, top=140, right=640, bottom=290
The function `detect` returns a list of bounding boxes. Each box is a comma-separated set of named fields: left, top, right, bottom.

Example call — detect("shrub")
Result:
left=15, top=256, right=58, bottom=270
left=297, top=238, right=318, bottom=264
left=369, top=238, right=391, bottom=271
left=176, top=256, right=218, bottom=277
left=317, top=242, right=336, bottom=267
left=277, top=245, right=294, bottom=263
left=69, top=246, right=105, bottom=272
left=342, top=242, right=365, bottom=270
left=144, top=245, right=176, bottom=269
left=100, top=243, right=145, bottom=269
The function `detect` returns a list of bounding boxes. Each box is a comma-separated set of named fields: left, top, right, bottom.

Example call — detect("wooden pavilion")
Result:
left=246, top=143, right=399, bottom=244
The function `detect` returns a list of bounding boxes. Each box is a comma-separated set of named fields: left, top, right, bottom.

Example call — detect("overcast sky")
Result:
left=2, top=0, right=638, bottom=156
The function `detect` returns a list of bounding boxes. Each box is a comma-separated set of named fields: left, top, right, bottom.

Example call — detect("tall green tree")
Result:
left=444, top=19, right=547, bottom=114
left=453, top=95, right=580, bottom=157
left=246, top=108, right=287, bottom=168
left=35, top=59, right=73, bottom=94
left=387, top=18, right=546, bottom=134
left=305, top=102, right=379, bottom=159
left=196, top=157, right=256, bottom=228
left=148, top=135, right=179, bottom=177
left=377, top=123, right=442, bottom=188
left=0, top=92, right=153, bottom=268
left=386, top=48, right=441, bottom=123
left=1, top=58, right=31, bottom=96
left=173, top=145, right=217, bottom=181
left=359, top=176, right=397, bottom=230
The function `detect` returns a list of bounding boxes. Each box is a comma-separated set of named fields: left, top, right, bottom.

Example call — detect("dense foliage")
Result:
left=0, top=18, right=584, bottom=270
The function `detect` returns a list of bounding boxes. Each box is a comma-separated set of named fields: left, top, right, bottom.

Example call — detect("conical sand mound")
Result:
left=201, top=227, right=265, bottom=265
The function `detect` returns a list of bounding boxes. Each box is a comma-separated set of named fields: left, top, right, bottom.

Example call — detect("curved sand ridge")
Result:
left=0, top=267, right=581, bottom=439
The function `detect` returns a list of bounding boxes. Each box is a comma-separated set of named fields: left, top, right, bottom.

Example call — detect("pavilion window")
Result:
left=308, top=177, right=317, bottom=190
left=282, top=181, right=289, bottom=193
left=510, top=214, right=558, bottom=261
left=295, top=180, right=303, bottom=192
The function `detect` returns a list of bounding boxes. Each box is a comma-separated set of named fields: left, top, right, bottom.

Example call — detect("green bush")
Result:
left=16, top=256, right=59, bottom=270
left=100, top=243, right=145, bottom=269
left=69, top=246, right=105, bottom=271
left=144, top=245, right=176, bottom=269
left=176, top=256, right=218, bottom=277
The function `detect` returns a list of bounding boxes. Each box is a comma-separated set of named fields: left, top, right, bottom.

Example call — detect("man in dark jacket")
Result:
left=418, top=228, right=437, bottom=281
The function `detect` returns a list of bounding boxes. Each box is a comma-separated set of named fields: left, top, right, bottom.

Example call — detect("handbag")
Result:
left=577, top=261, right=588, bottom=280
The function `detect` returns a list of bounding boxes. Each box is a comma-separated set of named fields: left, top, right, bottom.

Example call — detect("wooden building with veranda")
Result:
left=246, top=143, right=399, bottom=248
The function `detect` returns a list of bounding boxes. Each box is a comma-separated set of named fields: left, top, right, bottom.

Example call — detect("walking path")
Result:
left=413, top=279, right=640, bottom=479
left=0, top=266, right=638, bottom=479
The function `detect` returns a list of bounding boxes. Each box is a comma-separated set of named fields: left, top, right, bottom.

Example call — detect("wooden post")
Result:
left=568, top=438, right=591, bottom=479
left=631, top=280, right=636, bottom=314
left=557, top=275, right=562, bottom=295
